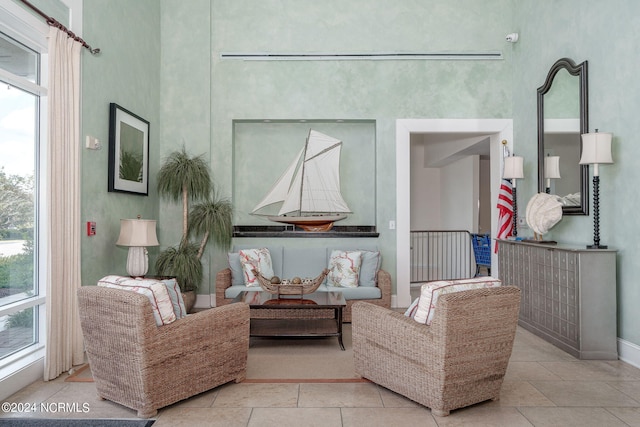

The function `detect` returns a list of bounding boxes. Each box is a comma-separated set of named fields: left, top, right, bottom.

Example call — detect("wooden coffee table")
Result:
left=232, top=290, right=347, bottom=350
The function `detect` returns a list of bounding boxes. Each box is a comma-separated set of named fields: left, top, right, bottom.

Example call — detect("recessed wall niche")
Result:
left=232, top=120, right=377, bottom=231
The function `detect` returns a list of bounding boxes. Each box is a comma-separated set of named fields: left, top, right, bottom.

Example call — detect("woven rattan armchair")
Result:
left=352, top=286, right=521, bottom=417
left=77, top=286, right=250, bottom=418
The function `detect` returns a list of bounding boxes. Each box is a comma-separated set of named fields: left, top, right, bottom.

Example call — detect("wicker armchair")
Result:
left=352, top=286, right=521, bottom=417
left=215, top=268, right=392, bottom=322
left=77, top=286, right=250, bottom=418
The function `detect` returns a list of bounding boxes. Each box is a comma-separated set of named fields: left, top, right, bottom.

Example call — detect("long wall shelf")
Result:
left=233, top=225, right=378, bottom=238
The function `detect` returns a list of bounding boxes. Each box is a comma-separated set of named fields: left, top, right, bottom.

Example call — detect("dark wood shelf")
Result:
left=233, top=225, right=378, bottom=238
left=250, top=318, right=341, bottom=337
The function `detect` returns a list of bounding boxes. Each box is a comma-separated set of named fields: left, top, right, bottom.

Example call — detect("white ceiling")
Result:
left=410, top=132, right=491, bottom=167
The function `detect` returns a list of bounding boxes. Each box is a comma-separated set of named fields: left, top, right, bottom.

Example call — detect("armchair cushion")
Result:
left=97, top=275, right=176, bottom=326
left=160, top=278, right=187, bottom=319
left=409, top=276, right=502, bottom=325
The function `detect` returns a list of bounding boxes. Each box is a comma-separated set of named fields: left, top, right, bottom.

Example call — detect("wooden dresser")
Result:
left=497, top=239, right=617, bottom=359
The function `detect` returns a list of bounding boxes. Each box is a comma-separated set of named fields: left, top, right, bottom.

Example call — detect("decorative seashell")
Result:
left=526, top=193, right=563, bottom=236
left=291, top=277, right=302, bottom=284
left=270, top=276, right=281, bottom=284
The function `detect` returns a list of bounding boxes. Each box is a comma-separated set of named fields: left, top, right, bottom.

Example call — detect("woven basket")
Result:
left=253, top=268, right=329, bottom=295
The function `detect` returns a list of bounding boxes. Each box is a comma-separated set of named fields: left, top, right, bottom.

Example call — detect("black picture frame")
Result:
left=108, top=103, right=150, bottom=195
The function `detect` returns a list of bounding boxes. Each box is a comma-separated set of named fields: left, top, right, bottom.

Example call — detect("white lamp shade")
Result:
left=503, top=156, right=524, bottom=179
left=116, top=219, right=159, bottom=247
left=579, top=132, right=613, bottom=165
left=544, top=156, right=561, bottom=179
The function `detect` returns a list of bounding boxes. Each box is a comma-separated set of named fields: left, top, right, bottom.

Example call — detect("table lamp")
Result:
left=116, top=216, right=159, bottom=277
left=579, top=130, right=613, bottom=249
left=503, top=155, right=524, bottom=237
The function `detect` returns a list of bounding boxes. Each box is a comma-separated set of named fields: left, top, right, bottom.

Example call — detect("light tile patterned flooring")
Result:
left=3, top=326, right=640, bottom=426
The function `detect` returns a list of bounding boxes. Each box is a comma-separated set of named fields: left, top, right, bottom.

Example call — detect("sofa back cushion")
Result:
left=282, top=247, right=327, bottom=279
left=354, top=250, right=380, bottom=287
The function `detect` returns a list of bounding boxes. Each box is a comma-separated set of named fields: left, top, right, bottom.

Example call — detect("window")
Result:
left=0, top=3, right=48, bottom=376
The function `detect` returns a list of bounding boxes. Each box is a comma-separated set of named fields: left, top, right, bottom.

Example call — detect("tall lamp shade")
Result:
left=503, top=156, right=524, bottom=183
left=579, top=132, right=613, bottom=174
left=544, top=156, right=561, bottom=193
left=579, top=131, right=614, bottom=249
left=116, top=218, right=159, bottom=277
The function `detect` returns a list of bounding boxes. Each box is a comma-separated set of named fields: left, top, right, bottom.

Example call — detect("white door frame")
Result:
left=395, top=119, right=514, bottom=307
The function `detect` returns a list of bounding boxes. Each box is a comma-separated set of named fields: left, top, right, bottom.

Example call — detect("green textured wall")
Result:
left=512, top=0, right=640, bottom=345
left=159, top=0, right=514, bottom=296
left=80, top=0, right=161, bottom=286
left=77, top=0, right=640, bottom=348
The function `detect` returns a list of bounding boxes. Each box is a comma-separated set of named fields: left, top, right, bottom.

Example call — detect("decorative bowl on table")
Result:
left=253, top=268, right=329, bottom=295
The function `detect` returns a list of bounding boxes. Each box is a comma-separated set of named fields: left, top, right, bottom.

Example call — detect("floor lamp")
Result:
left=116, top=216, right=159, bottom=277
left=544, top=155, right=561, bottom=194
left=579, top=131, right=613, bottom=249
left=503, top=155, right=524, bottom=237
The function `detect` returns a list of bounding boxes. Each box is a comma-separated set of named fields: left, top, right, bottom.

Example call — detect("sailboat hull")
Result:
left=267, top=214, right=347, bottom=232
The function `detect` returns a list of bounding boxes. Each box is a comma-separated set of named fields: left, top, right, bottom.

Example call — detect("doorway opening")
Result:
left=395, top=119, right=513, bottom=307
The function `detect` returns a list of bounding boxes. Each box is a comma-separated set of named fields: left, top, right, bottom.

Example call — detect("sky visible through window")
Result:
left=0, top=84, right=35, bottom=178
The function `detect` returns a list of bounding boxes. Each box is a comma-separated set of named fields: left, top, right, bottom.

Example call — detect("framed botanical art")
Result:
left=108, top=103, right=150, bottom=195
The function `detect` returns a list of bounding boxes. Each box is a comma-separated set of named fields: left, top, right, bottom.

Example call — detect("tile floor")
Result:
left=3, top=326, right=640, bottom=426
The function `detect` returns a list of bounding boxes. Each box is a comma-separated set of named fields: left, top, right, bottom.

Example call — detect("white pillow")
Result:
left=239, top=248, right=274, bottom=287
left=97, top=275, right=177, bottom=326
left=327, top=250, right=362, bottom=288
left=404, top=297, right=420, bottom=317
left=411, top=277, right=502, bottom=325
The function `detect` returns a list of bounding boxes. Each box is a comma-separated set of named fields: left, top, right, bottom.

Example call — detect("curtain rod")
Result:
left=20, top=0, right=100, bottom=55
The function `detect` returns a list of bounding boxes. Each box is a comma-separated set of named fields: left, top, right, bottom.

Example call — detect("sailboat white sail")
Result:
left=251, top=130, right=351, bottom=231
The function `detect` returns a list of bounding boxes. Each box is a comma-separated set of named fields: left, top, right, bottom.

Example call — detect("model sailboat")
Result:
left=251, top=130, right=351, bottom=231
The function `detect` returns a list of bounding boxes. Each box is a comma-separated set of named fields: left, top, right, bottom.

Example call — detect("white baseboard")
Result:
left=391, top=294, right=398, bottom=308
left=0, top=358, right=43, bottom=401
left=618, top=337, right=640, bottom=369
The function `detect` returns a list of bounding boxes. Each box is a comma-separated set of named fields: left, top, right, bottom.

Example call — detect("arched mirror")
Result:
left=537, top=58, right=589, bottom=215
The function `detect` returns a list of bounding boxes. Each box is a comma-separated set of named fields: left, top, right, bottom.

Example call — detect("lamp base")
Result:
left=586, top=244, right=608, bottom=250
left=126, top=246, right=149, bottom=277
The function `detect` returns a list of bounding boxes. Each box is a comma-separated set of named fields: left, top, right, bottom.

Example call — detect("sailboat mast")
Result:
left=296, top=130, right=311, bottom=215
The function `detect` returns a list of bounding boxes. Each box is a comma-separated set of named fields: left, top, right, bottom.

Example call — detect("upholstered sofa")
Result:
left=215, top=245, right=391, bottom=322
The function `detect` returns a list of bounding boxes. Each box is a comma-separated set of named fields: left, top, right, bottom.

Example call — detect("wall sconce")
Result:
left=579, top=130, right=613, bottom=249
left=116, top=216, right=159, bottom=277
left=544, top=155, right=561, bottom=193
left=503, top=155, right=524, bottom=237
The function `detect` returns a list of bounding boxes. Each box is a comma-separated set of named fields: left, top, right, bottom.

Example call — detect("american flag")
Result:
left=495, top=179, right=514, bottom=252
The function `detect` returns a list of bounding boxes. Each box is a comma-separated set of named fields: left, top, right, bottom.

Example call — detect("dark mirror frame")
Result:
left=537, top=58, right=589, bottom=215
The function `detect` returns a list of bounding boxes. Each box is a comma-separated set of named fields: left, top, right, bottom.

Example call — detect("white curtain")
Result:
left=44, top=26, right=84, bottom=380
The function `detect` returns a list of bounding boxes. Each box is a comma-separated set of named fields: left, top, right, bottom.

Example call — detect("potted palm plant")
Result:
left=155, top=147, right=233, bottom=312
